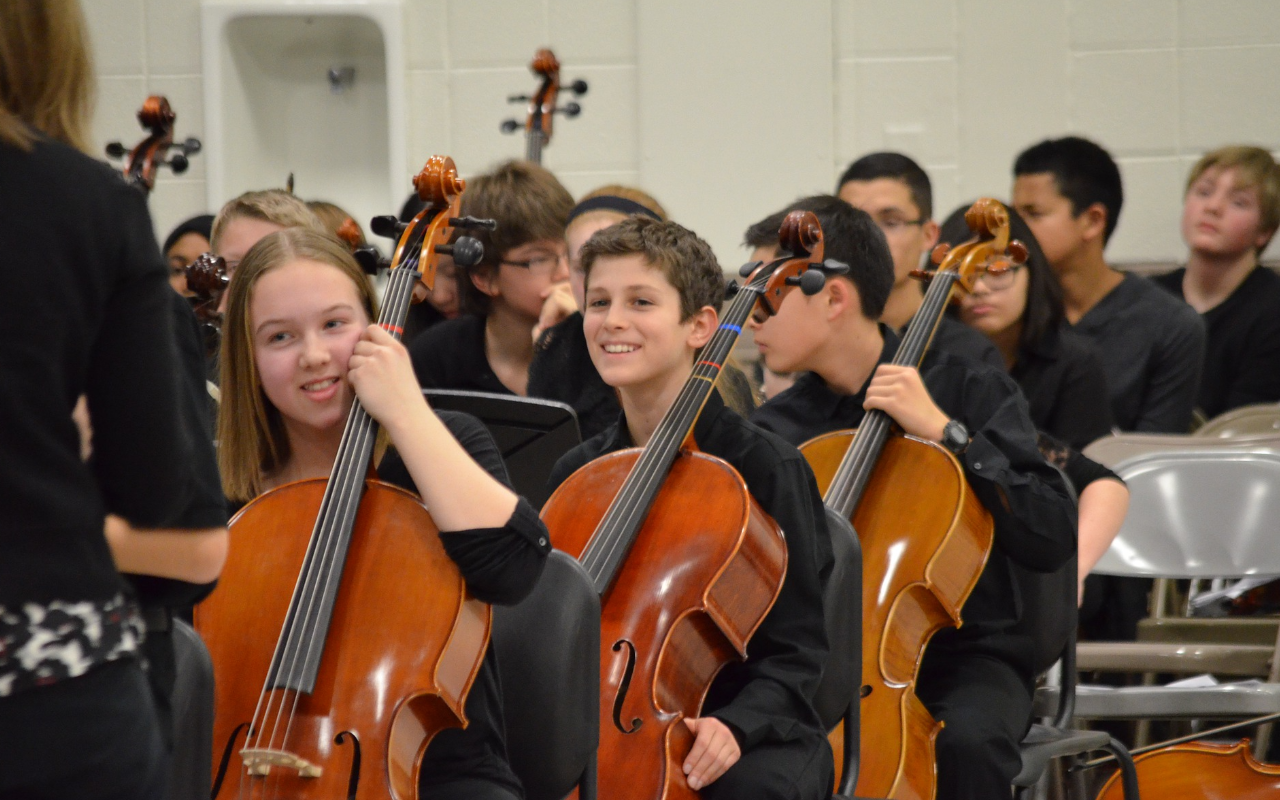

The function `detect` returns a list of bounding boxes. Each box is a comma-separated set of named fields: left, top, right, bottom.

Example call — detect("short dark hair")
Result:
left=1013, top=136, right=1124, bottom=244
left=837, top=152, right=933, bottom=220
left=580, top=216, right=724, bottom=321
left=937, top=200, right=1064, bottom=363
left=744, top=194, right=894, bottom=319
left=457, top=159, right=575, bottom=315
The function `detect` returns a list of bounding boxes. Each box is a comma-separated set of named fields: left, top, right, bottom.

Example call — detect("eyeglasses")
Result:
left=872, top=216, right=926, bottom=235
left=501, top=251, right=566, bottom=273
left=972, top=265, right=1024, bottom=292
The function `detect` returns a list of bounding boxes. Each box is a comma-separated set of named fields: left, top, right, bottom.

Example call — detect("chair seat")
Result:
left=1013, top=724, right=1110, bottom=786
left=1076, top=642, right=1273, bottom=675
left=1035, top=681, right=1280, bottom=720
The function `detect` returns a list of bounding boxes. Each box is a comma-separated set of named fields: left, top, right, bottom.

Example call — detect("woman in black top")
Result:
left=217, top=228, right=549, bottom=799
left=0, top=3, right=226, bottom=798
left=939, top=204, right=1129, bottom=606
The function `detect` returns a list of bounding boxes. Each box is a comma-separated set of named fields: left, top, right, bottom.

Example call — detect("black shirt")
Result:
left=528, top=311, right=620, bottom=441
left=227, top=410, right=550, bottom=794
left=1012, top=325, right=1114, bottom=450
left=751, top=329, right=1077, bottom=678
left=1070, top=272, right=1205, bottom=433
left=1154, top=266, right=1280, bottom=418
left=928, top=314, right=1005, bottom=369
left=546, top=393, right=832, bottom=750
left=409, top=314, right=512, bottom=395
left=1, top=136, right=192, bottom=607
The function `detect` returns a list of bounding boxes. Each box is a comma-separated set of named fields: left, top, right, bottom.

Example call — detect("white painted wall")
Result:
left=85, top=0, right=1280, bottom=266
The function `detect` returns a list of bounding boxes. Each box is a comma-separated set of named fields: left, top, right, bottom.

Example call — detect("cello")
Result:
left=104, top=95, right=201, bottom=195
left=800, top=198, right=1026, bottom=799
left=500, top=48, right=588, bottom=164
left=194, top=155, right=493, bottom=799
left=540, top=210, right=838, bottom=799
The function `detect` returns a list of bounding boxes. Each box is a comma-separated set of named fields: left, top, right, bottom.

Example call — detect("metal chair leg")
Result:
left=1103, top=737, right=1140, bottom=800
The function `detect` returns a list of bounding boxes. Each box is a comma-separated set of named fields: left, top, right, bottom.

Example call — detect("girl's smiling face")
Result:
left=250, top=258, right=369, bottom=440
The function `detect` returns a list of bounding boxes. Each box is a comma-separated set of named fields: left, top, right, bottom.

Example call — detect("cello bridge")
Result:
left=240, top=748, right=323, bottom=778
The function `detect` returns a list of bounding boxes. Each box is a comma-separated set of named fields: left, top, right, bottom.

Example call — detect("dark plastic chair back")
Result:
left=492, top=550, right=600, bottom=800
left=170, top=618, right=214, bottom=800
left=811, top=506, right=862, bottom=796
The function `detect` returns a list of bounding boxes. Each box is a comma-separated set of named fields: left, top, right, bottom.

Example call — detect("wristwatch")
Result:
left=941, top=418, right=969, bottom=455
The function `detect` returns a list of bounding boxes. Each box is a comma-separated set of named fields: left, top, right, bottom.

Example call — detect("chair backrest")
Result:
left=1197, top=403, right=1280, bottom=438
left=1093, top=449, right=1280, bottom=579
left=492, top=550, right=600, bottom=800
left=812, top=506, right=862, bottom=731
left=170, top=618, right=214, bottom=800
left=1084, top=431, right=1280, bottom=470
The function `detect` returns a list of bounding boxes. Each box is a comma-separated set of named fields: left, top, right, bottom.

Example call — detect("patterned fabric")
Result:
left=0, top=593, right=144, bottom=697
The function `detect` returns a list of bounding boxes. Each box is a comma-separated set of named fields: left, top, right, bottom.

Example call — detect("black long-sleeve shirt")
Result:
left=546, top=393, right=832, bottom=750
left=1, top=136, right=192, bottom=607
left=751, top=329, right=1077, bottom=678
left=528, top=311, right=620, bottom=440
left=409, top=314, right=512, bottom=394
left=1071, top=272, right=1205, bottom=433
left=1154, top=266, right=1280, bottom=419
left=1012, top=325, right=1114, bottom=450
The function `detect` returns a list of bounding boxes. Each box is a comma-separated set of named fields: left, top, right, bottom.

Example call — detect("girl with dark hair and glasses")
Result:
left=939, top=202, right=1129, bottom=609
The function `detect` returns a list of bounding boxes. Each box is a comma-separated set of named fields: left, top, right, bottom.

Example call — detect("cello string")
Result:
left=274, top=256, right=420, bottom=757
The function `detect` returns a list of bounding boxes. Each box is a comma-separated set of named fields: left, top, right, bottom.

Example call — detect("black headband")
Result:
left=566, top=195, right=662, bottom=226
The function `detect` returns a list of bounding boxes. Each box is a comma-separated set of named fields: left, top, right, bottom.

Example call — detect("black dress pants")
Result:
left=701, top=729, right=834, bottom=800
left=0, top=659, right=166, bottom=800
left=916, top=653, right=1032, bottom=800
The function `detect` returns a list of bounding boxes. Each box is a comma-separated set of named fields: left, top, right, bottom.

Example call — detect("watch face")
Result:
left=944, top=420, right=967, bottom=452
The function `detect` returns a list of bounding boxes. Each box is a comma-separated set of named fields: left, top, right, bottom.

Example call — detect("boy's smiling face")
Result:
left=583, top=253, right=714, bottom=393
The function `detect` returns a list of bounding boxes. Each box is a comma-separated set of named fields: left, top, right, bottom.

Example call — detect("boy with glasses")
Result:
left=834, top=152, right=1003, bottom=367
left=409, top=160, right=573, bottom=396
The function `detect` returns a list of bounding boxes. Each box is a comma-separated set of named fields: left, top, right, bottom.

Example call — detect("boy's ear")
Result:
left=470, top=264, right=499, bottom=298
left=1078, top=202, right=1109, bottom=244
left=824, top=276, right=861, bottom=321
left=685, top=305, right=719, bottom=350
left=921, top=218, right=941, bottom=251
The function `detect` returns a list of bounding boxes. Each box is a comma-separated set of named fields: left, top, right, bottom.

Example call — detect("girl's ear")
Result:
left=470, top=264, right=499, bottom=298
left=685, top=305, right=719, bottom=350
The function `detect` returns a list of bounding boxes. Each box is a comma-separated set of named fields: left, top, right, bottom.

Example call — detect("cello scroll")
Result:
left=104, top=95, right=201, bottom=195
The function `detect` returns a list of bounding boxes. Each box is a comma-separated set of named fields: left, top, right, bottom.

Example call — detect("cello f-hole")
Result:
left=335, top=730, right=362, bottom=800
left=211, top=721, right=250, bottom=798
left=611, top=639, right=644, bottom=734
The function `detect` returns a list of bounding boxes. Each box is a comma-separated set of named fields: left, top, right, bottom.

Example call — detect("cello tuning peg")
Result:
left=182, top=137, right=202, bottom=155
left=499, top=119, right=520, bottom=134
left=370, top=215, right=408, bottom=240
left=1007, top=240, right=1029, bottom=264
left=507, top=93, right=531, bottom=103
left=738, top=260, right=763, bottom=278
left=105, top=141, right=126, bottom=159
left=441, top=236, right=485, bottom=268
left=556, top=102, right=582, bottom=118
left=723, top=279, right=741, bottom=299
left=786, top=270, right=828, bottom=295
left=931, top=243, right=952, bottom=265
left=353, top=246, right=383, bottom=276
left=168, top=153, right=190, bottom=174
left=450, top=215, right=498, bottom=231
left=819, top=258, right=849, bottom=274
left=568, top=79, right=588, bottom=95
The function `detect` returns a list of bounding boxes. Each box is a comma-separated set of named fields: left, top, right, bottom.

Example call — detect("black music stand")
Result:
left=423, top=389, right=581, bottom=508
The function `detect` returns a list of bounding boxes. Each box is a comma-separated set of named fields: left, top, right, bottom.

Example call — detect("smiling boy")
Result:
left=1153, top=146, right=1280, bottom=417
left=545, top=217, right=835, bottom=799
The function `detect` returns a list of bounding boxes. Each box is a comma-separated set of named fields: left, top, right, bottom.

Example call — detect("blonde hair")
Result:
left=0, top=0, right=95, bottom=152
left=1186, top=146, right=1280, bottom=253
left=211, top=190, right=326, bottom=253
left=218, top=228, right=380, bottom=502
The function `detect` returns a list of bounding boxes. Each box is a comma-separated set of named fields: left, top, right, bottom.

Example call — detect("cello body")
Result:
left=196, top=478, right=491, bottom=799
left=1096, top=740, right=1280, bottom=800
left=801, top=431, right=993, bottom=800
left=542, top=447, right=787, bottom=800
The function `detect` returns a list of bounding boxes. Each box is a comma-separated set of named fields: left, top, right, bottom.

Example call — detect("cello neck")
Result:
left=578, top=280, right=763, bottom=594
left=823, top=270, right=959, bottom=519
left=526, top=129, right=544, bottom=164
